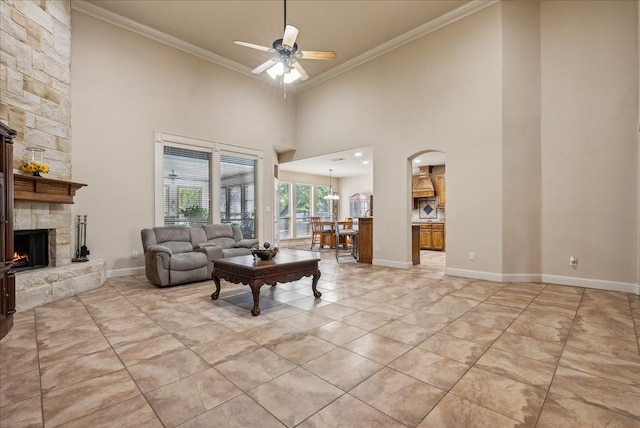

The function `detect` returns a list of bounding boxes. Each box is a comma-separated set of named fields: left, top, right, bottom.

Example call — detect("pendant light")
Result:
left=323, top=169, right=340, bottom=200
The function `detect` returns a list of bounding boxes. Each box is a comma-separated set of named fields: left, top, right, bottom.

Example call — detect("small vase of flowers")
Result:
left=21, top=147, right=49, bottom=176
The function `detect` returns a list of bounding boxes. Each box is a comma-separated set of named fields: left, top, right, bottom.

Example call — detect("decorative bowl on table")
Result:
left=251, top=244, right=278, bottom=260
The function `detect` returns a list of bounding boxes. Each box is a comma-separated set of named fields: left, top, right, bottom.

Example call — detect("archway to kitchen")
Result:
left=409, top=150, right=446, bottom=268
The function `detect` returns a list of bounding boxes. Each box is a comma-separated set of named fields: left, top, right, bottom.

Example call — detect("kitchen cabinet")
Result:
left=420, top=225, right=432, bottom=249
left=432, top=173, right=445, bottom=208
left=412, top=225, right=420, bottom=265
left=419, top=223, right=445, bottom=251
left=357, top=217, right=373, bottom=264
left=412, top=167, right=435, bottom=199
left=431, top=223, right=445, bottom=251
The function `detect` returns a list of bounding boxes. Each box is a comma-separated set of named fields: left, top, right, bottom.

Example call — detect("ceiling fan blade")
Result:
left=282, top=25, right=299, bottom=48
left=299, top=50, right=337, bottom=60
left=251, top=58, right=278, bottom=74
left=292, top=62, right=309, bottom=81
left=234, top=40, right=271, bottom=52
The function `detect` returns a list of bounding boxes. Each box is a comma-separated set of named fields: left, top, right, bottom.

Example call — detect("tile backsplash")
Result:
left=411, top=198, right=445, bottom=222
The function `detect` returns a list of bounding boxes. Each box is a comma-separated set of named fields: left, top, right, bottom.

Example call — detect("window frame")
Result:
left=154, top=132, right=263, bottom=236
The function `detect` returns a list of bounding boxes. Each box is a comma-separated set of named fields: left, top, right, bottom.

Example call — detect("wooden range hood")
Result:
left=412, top=166, right=435, bottom=198
left=14, top=174, right=86, bottom=204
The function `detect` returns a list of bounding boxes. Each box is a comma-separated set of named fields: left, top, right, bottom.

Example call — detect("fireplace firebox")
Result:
left=13, top=229, right=49, bottom=271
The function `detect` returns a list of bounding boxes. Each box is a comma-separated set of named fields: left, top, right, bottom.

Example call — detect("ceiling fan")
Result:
left=234, top=0, right=336, bottom=87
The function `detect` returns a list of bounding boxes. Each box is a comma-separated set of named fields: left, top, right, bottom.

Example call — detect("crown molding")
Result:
left=295, top=0, right=500, bottom=91
left=71, top=0, right=257, bottom=79
left=72, top=0, right=499, bottom=94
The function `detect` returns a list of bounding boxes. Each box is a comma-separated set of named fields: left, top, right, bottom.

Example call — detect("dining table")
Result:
left=320, top=221, right=353, bottom=249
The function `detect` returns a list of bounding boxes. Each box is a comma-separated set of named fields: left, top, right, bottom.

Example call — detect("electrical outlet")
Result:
left=132, top=251, right=138, bottom=259
left=569, top=256, right=577, bottom=266
left=469, top=252, right=475, bottom=261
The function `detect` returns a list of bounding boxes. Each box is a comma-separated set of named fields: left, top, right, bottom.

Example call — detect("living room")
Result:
left=3, top=0, right=636, bottom=295
left=1, top=0, right=639, bottom=426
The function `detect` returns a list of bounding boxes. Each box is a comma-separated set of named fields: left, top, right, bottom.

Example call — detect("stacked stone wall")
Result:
left=1, top=0, right=71, bottom=179
left=1, top=0, right=105, bottom=310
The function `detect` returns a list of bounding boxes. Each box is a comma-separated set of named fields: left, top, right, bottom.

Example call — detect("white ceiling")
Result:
left=278, top=146, right=374, bottom=178
left=76, top=0, right=465, bottom=175
left=277, top=147, right=445, bottom=178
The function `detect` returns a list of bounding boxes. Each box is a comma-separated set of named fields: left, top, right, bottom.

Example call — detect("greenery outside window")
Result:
left=156, top=133, right=262, bottom=240
left=163, top=145, right=212, bottom=226
left=316, top=185, right=330, bottom=220
left=278, top=182, right=291, bottom=240
left=295, top=184, right=312, bottom=238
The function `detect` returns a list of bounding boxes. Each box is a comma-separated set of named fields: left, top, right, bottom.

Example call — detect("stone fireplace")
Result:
left=13, top=198, right=105, bottom=311
left=14, top=200, right=73, bottom=266
left=13, top=229, right=49, bottom=271
left=1, top=1, right=106, bottom=311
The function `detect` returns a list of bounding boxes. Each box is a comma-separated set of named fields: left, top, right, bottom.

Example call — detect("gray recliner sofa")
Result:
left=141, top=224, right=259, bottom=287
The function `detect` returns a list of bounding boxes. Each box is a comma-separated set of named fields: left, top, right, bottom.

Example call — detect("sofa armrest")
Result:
left=194, top=243, right=217, bottom=250
left=146, top=244, right=173, bottom=256
left=195, top=244, right=224, bottom=260
left=235, top=239, right=259, bottom=249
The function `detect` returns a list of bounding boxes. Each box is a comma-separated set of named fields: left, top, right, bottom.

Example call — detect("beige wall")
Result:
left=295, top=1, right=639, bottom=292
left=540, top=1, right=638, bottom=287
left=296, top=5, right=505, bottom=270
left=71, top=11, right=296, bottom=274
left=339, top=174, right=373, bottom=219
left=501, top=0, right=541, bottom=278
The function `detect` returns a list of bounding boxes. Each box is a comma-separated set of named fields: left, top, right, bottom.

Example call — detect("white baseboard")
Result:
left=445, top=268, right=640, bottom=295
left=373, top=258, right=413, bottom=269
left=107, top=266, right=145, bottom=278
left=444, top=268, right=505, bottom=282
left=542, top=274, right=640, bottom=295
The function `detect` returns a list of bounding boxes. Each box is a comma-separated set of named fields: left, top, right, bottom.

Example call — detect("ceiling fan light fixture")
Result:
left=233, top=0, right=336, bottom=90
left=267, top=62, right=285, bottom=79
left=267, top=62, right=302, bottom=83
left=283, top=68, right=302, bottom=83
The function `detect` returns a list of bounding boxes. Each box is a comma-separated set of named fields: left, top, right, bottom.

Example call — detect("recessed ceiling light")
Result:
left=354, top=152, right=363, bottom=157
left=362, top=161, right=369, bottom=165
left=414, top=159, right=421, bottom=163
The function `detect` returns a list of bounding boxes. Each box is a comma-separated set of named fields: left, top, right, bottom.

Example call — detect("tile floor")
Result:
left=1, top=249, right=639, bottom=427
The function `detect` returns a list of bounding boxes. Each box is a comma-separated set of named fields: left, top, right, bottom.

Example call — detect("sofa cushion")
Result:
left=154, top=226, right=192, bottom=243
left=202, top=224, right=234, bottom=239
left=163, top=241, right=192, bottom=254
left=222, top=247, right=257, bottom=258
left=210, top=237, right=237, bottom=249
left=170, top=251, right=208, bottom=271
left=189, top=227, right=207, bottom=246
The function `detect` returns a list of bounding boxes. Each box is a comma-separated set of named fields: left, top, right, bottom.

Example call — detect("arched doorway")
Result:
left=409, top=151, right=446, bottom=267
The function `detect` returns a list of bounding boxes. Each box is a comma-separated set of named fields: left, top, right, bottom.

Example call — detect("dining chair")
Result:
left=335, top=217, right=358, bottom=262
left=310, top=217, right=332, bottom=250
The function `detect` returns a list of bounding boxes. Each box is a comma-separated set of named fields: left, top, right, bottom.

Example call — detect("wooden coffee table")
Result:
left=210, top=252, right=322, bottom=316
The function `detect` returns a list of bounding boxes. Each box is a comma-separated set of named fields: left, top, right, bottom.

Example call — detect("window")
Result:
left=278, top=182, right=291, bottom=239
left=316, top=185, right=330, bottom=220
left=156, top=133, right=262, bottom=239
left=295, top=184, right=312, bottom=238
left=163, top=146, right=212, bottom=226
left=220, top=153, right=257, bottom=239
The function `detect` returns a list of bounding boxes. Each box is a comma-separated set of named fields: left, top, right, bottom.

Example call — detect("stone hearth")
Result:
left=14, top=200, right=105, bottom=311
left=15, top=260, right=105, bottom=311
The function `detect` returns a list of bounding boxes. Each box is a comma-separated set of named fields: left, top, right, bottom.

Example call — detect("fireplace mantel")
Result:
left=14, top=174, right=87, bottom=204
